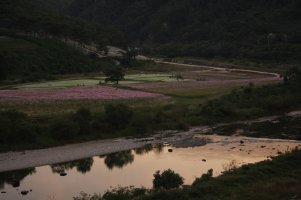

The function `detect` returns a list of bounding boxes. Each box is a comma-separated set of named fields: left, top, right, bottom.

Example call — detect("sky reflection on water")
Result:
left=0, top=136, right=300, bottom=200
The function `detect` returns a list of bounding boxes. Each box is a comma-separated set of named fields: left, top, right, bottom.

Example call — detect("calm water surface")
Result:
left=0, top=135, right=300, bottom=200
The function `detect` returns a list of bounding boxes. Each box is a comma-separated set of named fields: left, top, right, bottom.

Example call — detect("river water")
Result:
left=0, top=135, right=300, bottom=200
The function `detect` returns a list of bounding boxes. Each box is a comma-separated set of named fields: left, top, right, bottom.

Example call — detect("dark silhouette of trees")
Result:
left=104, top=104, right=133, bottom=129
left=153, top=169, right=184, bottom=190
left=0, top=110, right=36, bottom=144
left=284, top=67, right=301, bottom=86
left=103, top=67, right=125, bottom=85
left=68, top=0, right=301, bottom=63
left=72, top=107, right=92, bottom=135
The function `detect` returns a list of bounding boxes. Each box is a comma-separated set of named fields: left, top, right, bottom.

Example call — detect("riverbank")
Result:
left=1, top=125, right=301, bottom=173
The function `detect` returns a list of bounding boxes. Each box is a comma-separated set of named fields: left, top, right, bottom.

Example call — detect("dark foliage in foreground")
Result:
left=153, top=169, right=184, bottom=190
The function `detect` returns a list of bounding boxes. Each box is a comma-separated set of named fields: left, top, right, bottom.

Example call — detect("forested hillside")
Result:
left=0, top=0, right=125, bottom=48
left=67, top=0, right=301, bottom=62
left=0, top=0, right=124, bottom=83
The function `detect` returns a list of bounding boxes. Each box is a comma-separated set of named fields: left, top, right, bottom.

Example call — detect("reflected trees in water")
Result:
left=153, top=143, right=165, bottom=154
left=51, top=158, right=94, bottom=174
left=104, top=150, right=134, bottom=170
left=0, top=168, right=36, bottom=189
left=134, top=144, right=153, bottom=155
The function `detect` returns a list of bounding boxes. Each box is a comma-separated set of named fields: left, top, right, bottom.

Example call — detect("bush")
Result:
left=192, top=169, right=213, bottom=186
left=0, top=110, right=36, bottom=144
left=0, top=115, right=10, bottom=143
left=153, top=169, right=184, bottom=190
left=73, top=108, right=92, bottom=135
left=104, top=104, right=133, bottom=130
left=102, top=186, right=147, bottom=200
left=49, top=118, right=79, bottom=141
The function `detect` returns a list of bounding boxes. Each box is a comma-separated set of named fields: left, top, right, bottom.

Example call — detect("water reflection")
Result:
left=153, top=143, right=165, bottom=154
left=0, top=168, right=36, bottom=189
left=51, top=158, right=94, bottom=174
left=104, top=150, right=134, bottom=170
left=134, top=144, right=153, bottom=155
left=1, top=136, right=300, bottom=200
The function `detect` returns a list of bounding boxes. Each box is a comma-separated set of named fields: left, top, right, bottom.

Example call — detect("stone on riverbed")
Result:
left=60, top=172, right=67, bottom=176
left=21, top=190, right=29, bottom=195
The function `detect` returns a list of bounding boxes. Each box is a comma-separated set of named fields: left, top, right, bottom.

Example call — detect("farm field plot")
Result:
left=13, top=69, right=276, bottom=90
left=16, top=79, right=101, bottom=89
left=14, top=73, right=185, bottom=90
left=0, top=86, right=164, bottom=103
left=1, top=64, right=282, bottom=111
left=178, top=70, right=272, bottom=81
left=0, top=98, right=169, bottom=117
left=129, top=76, right=281, bottom=91
left=122, top=73, right=187, bottom=82
left=127, top=74, right=281, bottom=104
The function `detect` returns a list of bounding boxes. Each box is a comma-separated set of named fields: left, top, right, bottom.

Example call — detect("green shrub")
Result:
left=153, top=169, right=184, bottom=190
left=104, top=104, right=133, bottom=130
left=73, top=108, right=92, bottom=135
left=192, top=169, right=214, bottom=186
left=0, top=110, right=36, bottom=144
left=49, top=118, right=79, bottom=140
left=102, top=186, right=147, bottom=200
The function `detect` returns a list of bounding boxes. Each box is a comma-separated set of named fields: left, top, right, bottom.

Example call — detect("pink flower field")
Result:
left=0, top=86, right=164, bottom=102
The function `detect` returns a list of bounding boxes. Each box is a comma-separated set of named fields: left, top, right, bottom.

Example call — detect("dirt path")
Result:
left=155, top=60, right=281, bottom=78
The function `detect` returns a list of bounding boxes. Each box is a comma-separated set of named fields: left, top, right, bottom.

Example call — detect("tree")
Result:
left=175, top=74, right=184, bottom=81
left=153, top=169, right=184, bottom=190
left=103, top=66, right=125, bottom=84
left=119, top=46, right=138, bottom=66
left=127, top=46, right=138, bottom=60
left=284, top=67, right=301, bottom=86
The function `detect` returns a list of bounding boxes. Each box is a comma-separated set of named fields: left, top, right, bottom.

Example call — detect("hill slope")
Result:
left=67, top=0, right=301, bottom=62
left=0, top=0, right=124, bottom=83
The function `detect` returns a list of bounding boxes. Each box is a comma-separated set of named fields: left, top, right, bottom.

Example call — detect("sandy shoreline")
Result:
left=1, top=125, right=301, bottom=173
left=0, top=137, right=151, bottom=173
left=0, top=127, right=202, bottom=172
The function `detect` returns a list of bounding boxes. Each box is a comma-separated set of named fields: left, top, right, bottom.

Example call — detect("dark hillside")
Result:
left=68, top=0, right=301, bottom=62
left=0, top=0, right=123, bottom=83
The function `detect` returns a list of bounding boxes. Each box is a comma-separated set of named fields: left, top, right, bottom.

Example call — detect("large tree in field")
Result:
left=103, top=66, right=125, bottom=85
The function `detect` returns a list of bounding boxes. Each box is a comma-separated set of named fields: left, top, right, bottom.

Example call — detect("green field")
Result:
left=15, top=73, right=191, bottom=89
